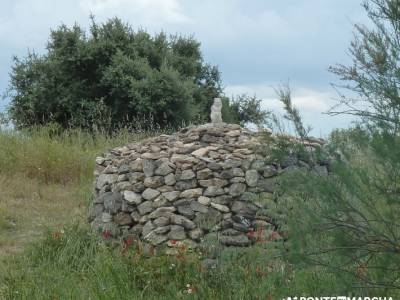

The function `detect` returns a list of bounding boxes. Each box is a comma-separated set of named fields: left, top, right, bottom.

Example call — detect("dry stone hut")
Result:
left=89, top=100, right=327, bottom=253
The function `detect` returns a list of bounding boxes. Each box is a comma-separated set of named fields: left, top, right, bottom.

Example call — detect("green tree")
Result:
left=7, top=17, right=222, bottom=130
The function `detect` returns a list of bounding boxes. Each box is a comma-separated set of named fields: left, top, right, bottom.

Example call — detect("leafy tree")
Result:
left=6, top=17, right=222, bottom=130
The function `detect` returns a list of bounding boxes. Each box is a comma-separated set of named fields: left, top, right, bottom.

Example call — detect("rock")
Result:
left=144, top=231, right=169, bottom=245
left=141, top=152, right=164, bottom=160
left=251, top=160, right=265, bottom=171
left=175, top=180, right=197, bottom=190
left=219, top=234, right=251, bottom=246
left=190, top=201, right=209, bottom=213
left=163, top=191, right=180, bottom=201
left=144, top=176, right=164, bottom=188
left=130, top=158, right=143, bottom=171
left=152, top=196, right=168, bottom=208
left=220, top=228, right=241, bottom=236
left=164, top=173, right=176, bottom=186
left=101, top=212, right=112, bottom=223
left=148, top=207, right=176, bottom=219
left=232, top=168, right=245, bottom=177
left=177, top=205, right=195, bottom=219
left=231, top=201, right=258, bottom=217
left=171, top=154, right=198, bottom=165
left=230, top=177, right=246, bottom=183
left=262, top=165, right=277, bottom=178
left=210, top=202, right=230, bottom=213
left=155, top=162, right=173, bottom=176
left=219, top=169, right=234, bottom=179
left=143, top=160, right=155, bottom=177
left=114, top=212, right=133, bottom=226
left=168, top=225, right=186, bottom=240
left=129, top=172, right=145, bottom=183
left=169, top=214, right=196, bottom=229
left=211, top=195, right=232, bottom=205
left=229, top=183, right=246, bottom=196
left=199, top=178, right=228, bottom=188
left=157, top=185, right=174, bottom=193
left=153, top=216, right=170, bottom=227
left=191, top=147, right=209, bottom=157
left=232, top=222, right=250, bottom=232
left=198, top=196, right=211, bottom=206
left=197, top=168, right=213, bottom=180
left=137, top=201, right=153, bottom=215
left=142, top=188, right=160, bottom=201
left=258, top=178, right=277, bottom=193
left=142, top=221, right=155, bottom=237
left=223, top=159, right=242, bottom=169
left=207, top=162, right=223, bottom=171
left=180, top=169, right=196, bottom=180
left=313, top=165, right=328, bottom=176
left=103, top=192, right=123, bottom=214
left=153, top=226, right=170, bottom=234
left=130, top=211, right=141, bottom=223
left=97, top=174, right=117, bottom=189
left=180, top=188, right=203, bottom=199
left=204, top=186, right=225, bottom=197
left=123, top=191, right=142, bottom=204
left=189, top=228, right=204, bottom=240
left=131, top=182, right=145, bottom=193
left=245, top=170, right=259, bottom=187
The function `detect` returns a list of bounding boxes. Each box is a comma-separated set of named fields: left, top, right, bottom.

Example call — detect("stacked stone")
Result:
left=89, top=123, right=325, bottom=250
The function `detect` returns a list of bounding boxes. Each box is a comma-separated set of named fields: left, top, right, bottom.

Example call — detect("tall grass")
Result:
left=0, top=124, right=160, bottom=184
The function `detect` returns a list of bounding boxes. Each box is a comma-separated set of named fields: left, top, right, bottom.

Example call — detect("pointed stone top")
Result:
left=210, top=98, right=223, bottom=124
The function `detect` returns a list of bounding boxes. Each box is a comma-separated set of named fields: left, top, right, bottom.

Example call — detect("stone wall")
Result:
left=89, top=123, right=327, bottom=252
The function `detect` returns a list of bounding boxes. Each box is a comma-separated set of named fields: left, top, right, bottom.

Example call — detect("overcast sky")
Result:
left=0, top=0, right=368, bottom=136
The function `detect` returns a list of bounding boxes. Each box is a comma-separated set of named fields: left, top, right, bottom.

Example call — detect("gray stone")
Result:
left=232, top=222, right=250, bottom=232
left=180, top=188, right=203, bottom=199
left=131, top=182, right=145, bottom=193
left=137, top=201, right=153, bottom=215
left=220, top=228, right=241, bottom=236
left=229, top=183, right=246, bottom=196
left=144, top=176, right=164, bottom=188
left=130, top=158, right=143, bottom=171
left=180, top=169, right=196, bottom=180
left=155, top=162, right=173, bottom=176
left=207, top=162, right=223, bottom=171
left=197, top=168, right=213, bottom=180
left=169, top=214, right=196, bottom=229
left=142, top=221, right=155, bottom=237
left=258, top=178, right=277, bottom=193
left=198, top=196, right=211, bottom=206
left=211, top=195, right=232, bottom=205
left=152, top=196, right=168, bottom=208
left=129, top=172, right=145, bottom=183
left=144, top=231, right=168, bottom=245
left=148, top=207, right=176, bottom=219
left=210, top=202, right=230, bottom=213
left=143, top=159, right=155, bottom=177
left=163, top=191, right=180, bottom=201
left=153, top=226, right=170, bottom=234
left=164, top=173, right=176, bottom=186
left=177, top=205, right=195, bottom=219
left=114, top=212, right=133, bottom=226
left=97, top=174, right=117, bottom=189
left=157, top=185, right=174, bottom=193
left=153, top=216, right=170, bottom=227
left=142, top=188, right=160, bottom=201
left=129, top=224, right=143, bottom=235
left=130, top=211, right=141, bottom=223
left=231, top=201, right=258, bottom=217
left=219, top=234, right=251, bottom=246
left=168, top=225, right=186, bottom=240
left=204, top=186, right=225, bottom=197
left=118, top=164, right=130, bottom=174
left=103, top=192, right=123, bottom=214
left=262, top=165, right=277, bottom=178
left=88, top=204, right=104, bottom=221
left=189, top=228, right=204, bottom=240
left=245, top=170, right=259, bottom=187
left=190, top=201, right=209, bottom=213
left=101, top=212, right=112, bottom=223
left=223, top=159, right=242, bottom=169
left=251, top=160, right=265, bottom=171
left=230, top=177, right=246, bottom=183
left=199, top=178, right=228, bottom=188
left=123, top=190, right=142, bottom=204
left=232, top=168, right=245, bottom=177
left=175, top=179, right=197, bottom=190
left=211, top=97, right=223, bottom=124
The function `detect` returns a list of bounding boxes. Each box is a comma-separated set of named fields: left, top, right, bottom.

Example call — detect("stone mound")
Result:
left=89, top=123, right=326, bottom=252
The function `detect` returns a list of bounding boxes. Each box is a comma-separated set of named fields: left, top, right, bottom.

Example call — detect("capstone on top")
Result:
left=210, top=98, right=223, bottom=124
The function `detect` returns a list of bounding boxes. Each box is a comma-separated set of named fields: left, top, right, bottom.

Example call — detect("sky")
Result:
left=0, top=0, right=368, bottom=137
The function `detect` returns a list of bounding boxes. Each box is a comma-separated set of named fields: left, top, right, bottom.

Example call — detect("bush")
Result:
left=6, top=17, right=222, bottom=130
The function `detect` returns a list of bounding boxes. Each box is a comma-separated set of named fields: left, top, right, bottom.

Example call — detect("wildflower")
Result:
left=170, top=239, right=177, bottom=246
left=268, top=231, right=281, bottom=241
left=102, top=230, right=112, bottom=239
left=52, top=231, right=62, bottom=240
left=169, top=263, right=176, bottom=270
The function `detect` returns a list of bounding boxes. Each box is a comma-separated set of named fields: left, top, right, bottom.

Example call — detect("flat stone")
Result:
left=130, top=158, right=143, bottom=171
left=251, top=160, right=266, bottom=171
left=190, top=201, right=209, bottom=213
left=143, top=160, right=155, bottom=177
left=230, top=177, right=246, bottom=183
left=130, top=211, right=141, bottom=223
left=180, top=188, right=203, bottom=199
left=169, top=214, right=196, bottom=229
left=163, top=191, right=180, bottom=201
left=131, top=182, right=145, bottom=193
left=153, top=226, right=170, bottom=234
left=164, top=173, right=176, bottom=186
left=175, top=180, right=197, bottom=191
left=210, top=202, right=230, bottom=213
left=168, top=225, right=186, bottom=240
left=219, top=169, right=234, bottom=179
left=231, top=201, right=258, bottom=217
left=207, top=162, right=223, bottom=171
left=258, top=178, right=278, bottom=193
left=114, top=212, right=133, bottom=226
left=245, top=170, right=259, bottom=187
left=188, top=228, right=204, bottom=240
left=148, top=207, right=176, bottom=219
left=137, top=201, right=153, bottom=215
left=144, top=231, right=168, bottom=246
left=123, top=190, right=142, bottom=204
left=129, top=172, right=145, bottom=183
left=191, top=147, right=209, bottom=157
left=152, top=196, right=168, bottom=208
left=177, top=205, right=195, bottom=219
left=142, top=221, right=155, bottom=237
left=101, top=212, right=112, bottom=223
left=153, top=216, right=170, bottom=227
left=144, top=176, right=164, bottom=188
left=199, top=178, right=228, bottom=188
left=229, top=183, right=246, bottom=196
left=197, top=168, right=213, bottom=180
left=142, top=188, right=160, bottom=200
left=204, top=186, right=225, bottom=197
left=103, top=192, right=123, bottom=214
left=141, top=152, right=164, bottom=160
left=155, top=162, right=173, bottom=176
left=171, top=154, right=198, bottom=164
left=198, top=196, right=211, bottom=206
left=180, top=169, right=196, bottom=180
left=262, top=165, right=277, bottom=178
left=219, top=234, right=251, bottom=246
left=97, top=174, right=117, bottom=189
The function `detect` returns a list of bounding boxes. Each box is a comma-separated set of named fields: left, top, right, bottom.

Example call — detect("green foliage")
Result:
left=221, top=94, right=270, bottom=127
left=329, top=0, right=400, bottom=133
left=7, top=18, right=221, bottom=130
left=0, top=225, right=364, bottom=299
